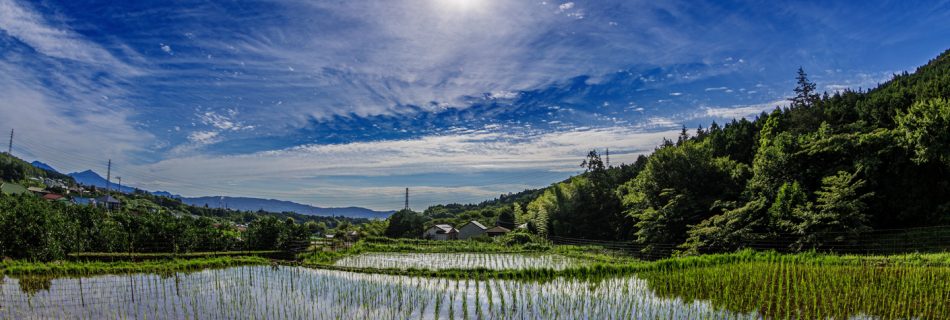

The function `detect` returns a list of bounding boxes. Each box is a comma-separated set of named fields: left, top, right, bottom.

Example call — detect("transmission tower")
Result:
left=105, top=159, right=112, bottom=193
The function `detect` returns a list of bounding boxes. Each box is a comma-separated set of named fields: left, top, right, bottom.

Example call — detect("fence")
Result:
left=550, top=225, right=950, bottom=260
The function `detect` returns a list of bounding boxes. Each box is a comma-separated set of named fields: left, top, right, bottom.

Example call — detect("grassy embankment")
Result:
left=67, top=250, right=282, bottom=261
left=0, top=256, right=270, bottom=277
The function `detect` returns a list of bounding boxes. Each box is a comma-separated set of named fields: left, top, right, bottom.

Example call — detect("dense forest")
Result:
left=388, top=50, right=950, bottom=256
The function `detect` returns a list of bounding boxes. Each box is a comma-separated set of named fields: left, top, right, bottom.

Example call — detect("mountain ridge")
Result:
left=63, top=168, right=392, bottom=219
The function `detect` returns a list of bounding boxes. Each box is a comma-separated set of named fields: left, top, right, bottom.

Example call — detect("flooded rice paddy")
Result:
left=333, top=253, right=582, bottom=270
left=2, top=265, right=740, bottom=319
left=2, top=254, right=948, bottom=319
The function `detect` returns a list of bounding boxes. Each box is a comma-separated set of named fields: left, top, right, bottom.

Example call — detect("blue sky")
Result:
left=0, top=0, right=947, bottom=210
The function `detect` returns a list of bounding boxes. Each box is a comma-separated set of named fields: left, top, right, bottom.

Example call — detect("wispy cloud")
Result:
left=0, top=0, right=138, bottom=73
left=699, top=100, right=788, bottom=120
left=124, top=126, right=679, bottom=207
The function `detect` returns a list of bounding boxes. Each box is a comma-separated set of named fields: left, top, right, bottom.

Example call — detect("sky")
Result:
left=0, top=0, right=948, bottom=211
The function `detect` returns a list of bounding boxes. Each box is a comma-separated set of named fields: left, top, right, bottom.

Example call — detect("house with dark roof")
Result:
left=424, top=224, right=458, bottom=240
left=96, top=195, right=122, bottom=211
left=485, top=226, right=511, bottom=237
left=458, top=221, right=488, bottom=240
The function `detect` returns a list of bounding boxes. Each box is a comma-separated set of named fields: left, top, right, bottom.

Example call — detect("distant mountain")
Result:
left=30, top=161, right=58, bottom=173
left=67, top=170, right=136, bottom=193
left=181, top=196, right=394, bottom=219
left=151, top=190, right=181, bottom=198
left=63, top=168, right=390, bottom=219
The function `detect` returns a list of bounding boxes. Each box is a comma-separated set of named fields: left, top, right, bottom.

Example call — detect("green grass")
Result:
left=0, top=256, right=270, bottom=277
left=640, top=260, right=950, bottom=319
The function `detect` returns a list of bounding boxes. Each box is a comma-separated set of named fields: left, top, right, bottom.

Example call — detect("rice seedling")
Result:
left=332, top=253, right=582, bottom=271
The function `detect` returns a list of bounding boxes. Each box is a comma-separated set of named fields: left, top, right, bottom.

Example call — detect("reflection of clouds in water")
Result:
left=0, top=266, right=752, bottom=319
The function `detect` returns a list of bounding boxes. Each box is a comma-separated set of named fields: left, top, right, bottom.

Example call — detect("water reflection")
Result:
left=1, top=266, right=751, bottom=319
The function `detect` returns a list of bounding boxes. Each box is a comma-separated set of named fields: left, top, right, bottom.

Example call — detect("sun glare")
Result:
left=436, top=0, right=486, bottom=12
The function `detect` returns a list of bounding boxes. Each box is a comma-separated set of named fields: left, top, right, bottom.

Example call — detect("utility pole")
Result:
left=6, top=128, right=12, bottom=155
left=116, top=177, right=122, bottom=194
left=404, top=188, right=409, bottom=211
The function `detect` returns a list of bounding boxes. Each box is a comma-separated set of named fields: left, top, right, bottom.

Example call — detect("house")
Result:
left=72, top=197, right=96, bottom=206
left=42, top=193, right=64, bottom=201
left=424, top=224, right=458, bottom=240
left=43, top=178, right=65, bottom=189
left=458, top=221, right=488, bottom=240
left=96, top=195, right=122, bottom=211
left=27, top=187, right=49, bottom=196
left=0, top=182, right=28, bottom=196
left=485, top=226, right=511, bottom=237
left=345, top=230, right=360, bottom=241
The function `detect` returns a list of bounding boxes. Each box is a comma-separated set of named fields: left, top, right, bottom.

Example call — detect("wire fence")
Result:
left=549, top=225, right=950, bottom=260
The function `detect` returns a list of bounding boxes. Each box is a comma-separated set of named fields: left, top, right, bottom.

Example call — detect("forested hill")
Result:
left=0, top=152, right=76, bottom=186
left=508, top=49, right=950, bottom=254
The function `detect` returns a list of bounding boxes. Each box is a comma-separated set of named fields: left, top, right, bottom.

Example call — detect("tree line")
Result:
left=0, top=193, right=322, bottom=261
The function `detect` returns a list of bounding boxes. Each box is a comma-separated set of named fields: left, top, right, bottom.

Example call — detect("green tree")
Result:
left=789, top=67, right=819, bottom=108
left=384, top=209, right=425, bottom=238
left=896, top=98, right=950, bottom=166
left=0, top=195, right=71, bottom=260
left=793, top=171, right=873, bottom=249
left=619, top=140, right=749, bottom=255
left=496, top=205, right=516, bottom=230
left=246, top=216, right=283, bottom=250
left=768, top=181, right=810, bottom=234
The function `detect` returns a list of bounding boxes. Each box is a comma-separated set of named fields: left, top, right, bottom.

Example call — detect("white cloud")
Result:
left=704, top=86, right=728, bottom=91
left=186, top=0, right=730, bottom=126
left=199, top=109, right=253, bottom=131
left=699, top=100, right=788, bottom=120
left=0, top=61, right=152, bottom=170
left=0, top=0, right=137, bottom=73
left=0, top=0, right=151, bottom=172
left=670, top=92, right=683, bottom=96
left=130, top=126, right=680, bottom=206
left=160, top=43, right=173, bottom=55
left=187, top=131, right=220, bottom=145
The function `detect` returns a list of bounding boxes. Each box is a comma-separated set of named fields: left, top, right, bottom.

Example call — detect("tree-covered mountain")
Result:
left=510, top=49, right=950, bottom=255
